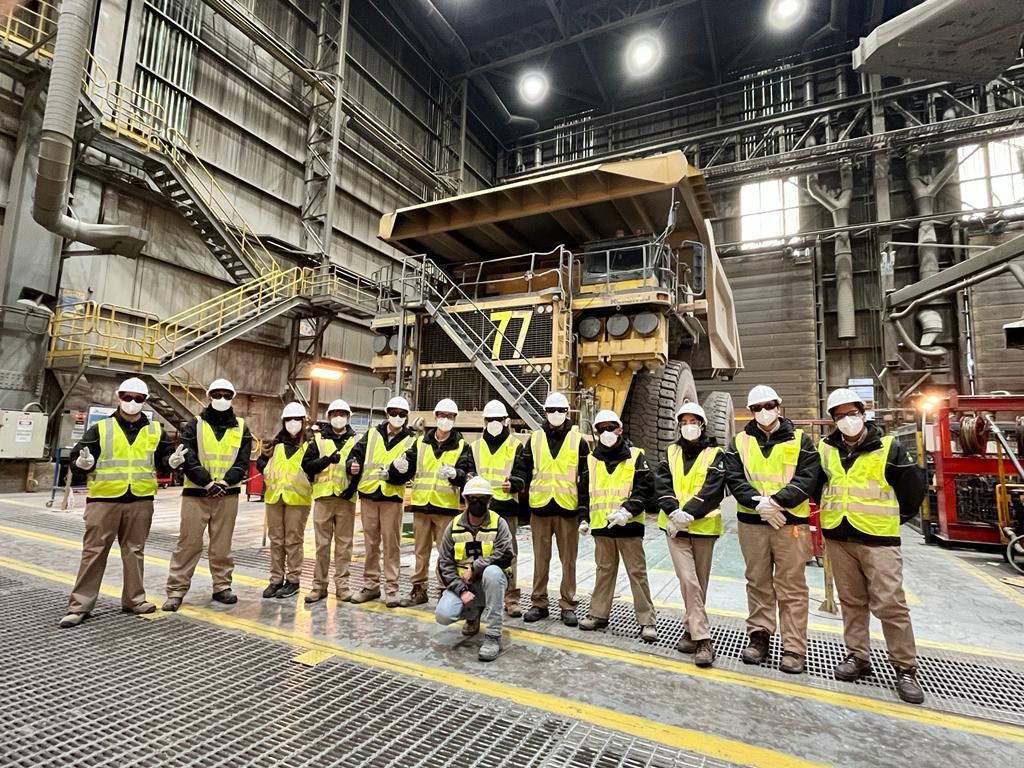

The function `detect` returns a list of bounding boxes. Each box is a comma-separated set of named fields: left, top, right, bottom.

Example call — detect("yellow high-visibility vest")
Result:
left=528, top=429, right=580, bottom=511
left=818, top=436, right=900, bottom=537
left=263, top=442, right=312, bottom=506
left=88, top=418, right=162, bottom=499
left=587, top=447, right=645, bottom=529
left=734, top=429, right=810, bottom=518
left=472, top=435, right=518, bottom=503
left=311, top=433, right=356, bottom=499
left=452, top=510, right=504, bottom=569
left=183, top=417, right=245, bottom=489
left=357, top=429, right=412, bottom=498
left=410, top=436, right=464, bottom=510
left=660, top=444, right=723, bottom=536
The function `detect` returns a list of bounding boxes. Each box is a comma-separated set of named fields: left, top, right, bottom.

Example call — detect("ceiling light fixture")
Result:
left=626, top=34, right=662, bottom=76
left=767, top=0, right=805, bottom=29
left=518, top=71, right=549, bottom=105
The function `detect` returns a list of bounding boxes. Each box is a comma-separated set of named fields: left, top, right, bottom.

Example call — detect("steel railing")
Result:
left=1, top=1, right=58, bottom=58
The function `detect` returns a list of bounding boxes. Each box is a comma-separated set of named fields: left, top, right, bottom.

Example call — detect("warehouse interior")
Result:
left=1, top=1, right=1024, bottom=767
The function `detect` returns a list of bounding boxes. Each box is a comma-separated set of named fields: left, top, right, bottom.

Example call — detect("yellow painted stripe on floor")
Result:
left=942, top=552, right=1024, bottom=609
left=0, top=554, right=825, bottom=768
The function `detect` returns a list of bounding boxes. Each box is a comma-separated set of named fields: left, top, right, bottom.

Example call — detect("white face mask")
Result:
left=436, top=417, right=454, bottom=433
left=388, top=414, right=406, bottom=429
left=755, top=408, right=779, bottom=427
left=485, top=421, right=504, bottom=437
left=330, top=416, right=348, bottom=430
left=598, top=430, right=619, bottom=447
left=285, top=419, right=303, bottom=436
left=120, top=400, right=144, bottom=416
left=680, top=423, right=702, bottom=442
left=837, top=414, right=865, bottom=437
left=210, top=397, right=232, bottom=412
left=547, top=412, right=567, bottom=427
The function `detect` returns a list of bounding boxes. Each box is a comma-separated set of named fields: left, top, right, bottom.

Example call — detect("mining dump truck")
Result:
left=372, top=150, right=743, bottom=458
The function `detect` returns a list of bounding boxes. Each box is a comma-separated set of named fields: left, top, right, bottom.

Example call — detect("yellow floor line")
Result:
left=0, top=555, right=826, bottom=768
left=940, top=552, right=1024, bottom=609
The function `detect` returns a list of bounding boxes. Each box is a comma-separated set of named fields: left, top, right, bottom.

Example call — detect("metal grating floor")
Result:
left=0, top=575, right=735, bottom=768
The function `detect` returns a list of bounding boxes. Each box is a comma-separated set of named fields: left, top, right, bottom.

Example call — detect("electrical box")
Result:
left=0, top=410, right=49, bottom=459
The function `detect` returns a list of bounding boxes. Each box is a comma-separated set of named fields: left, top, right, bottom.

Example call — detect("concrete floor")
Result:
left=1, top=489, right=1023, bottom=767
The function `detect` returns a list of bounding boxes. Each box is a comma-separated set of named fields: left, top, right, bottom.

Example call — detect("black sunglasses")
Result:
left=594, top=424, right=618, bottom=434
left=749, top=402, right=779, bottom=413
left=386, top=409, right=407, bottom=417
left=209, top=391, right=234, bottom=400
left=544, top=407, right=569, bottom=414
left=118, top=393, right=147, bottom=404
left=484, top=417, right=505, bottom=423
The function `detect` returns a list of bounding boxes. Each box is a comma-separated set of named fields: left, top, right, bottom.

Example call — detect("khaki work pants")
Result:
left=666, top=533, right=717, bottom=641
left=503, top=514, right=521, bottom=610
left=166, top=494, right=239, bottom=598
left=412, top=511, right=455, bottom=589
left=590, top=535, right=656, bottom=626
left=738, top=521, right=811, bottom=654
left=530, top=514, right=579, bottom=611
left=826, top=538, right=918, bottom=669
left=311, top=496, right=356, bottom=594
left=67, top=500, right=154, bottom=614
left=360, top=499, right=403, bottom=596
left=266, top=501, right=311, bottom=584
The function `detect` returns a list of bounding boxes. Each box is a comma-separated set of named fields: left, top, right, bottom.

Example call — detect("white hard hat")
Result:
left=281, top=401, right=306, bottom=420
left=826, top=388, right=864, bottom=414
left=676, top=402, right=706, bottom=421
left=434, top=398, right=459, bottom=416
left=207, top=378, right=236, bottom=395
left=593, top=409, right=621, bottom=428
left=544, top=392, right=570, bottom=409
left=117, top=377, right=149, bottom=397
left=327, top=399, right=351, bottom=414
left=385, top=396, right=410, bottom=412
left=463, top=475, right=494, bottom=497
left=482, top=400, right=508, bottom=419
left=747, top=385, right=781, bottom=407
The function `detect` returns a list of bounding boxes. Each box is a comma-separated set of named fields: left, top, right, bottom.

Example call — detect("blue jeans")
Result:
left=435, top=564, right=507, bottom=638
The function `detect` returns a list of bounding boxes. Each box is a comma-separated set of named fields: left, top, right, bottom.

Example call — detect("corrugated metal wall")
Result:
left=969, top=263, right=1024, bottom=394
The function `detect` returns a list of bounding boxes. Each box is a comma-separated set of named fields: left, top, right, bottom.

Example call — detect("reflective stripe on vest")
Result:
left=818, top=435, right=900, bottom=537
left=734, top=429, right=810, bottom=518
left=472, top=436, right=518, bottom=503
left=528, top=429, right=580, bottom=511
left=452, top=510, right=502, bottom=568
left=410, top=436, right=464, bottom=510
left=659, top=444, right=723, bottom=536
left=311, top=433, right=356, bottom=499
left=264, top=442, right=312, bottom=506
left=357, top=429, right=412, bottom=498
left=183, top=417, right=245, bottom=489
left=587, top=447, right=644, bottom=529
left=88, top=418, right=162, bottom=498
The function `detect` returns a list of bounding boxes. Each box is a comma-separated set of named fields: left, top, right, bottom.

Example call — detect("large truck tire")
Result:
left=701, top=390, right=735, bottom=446
left=624, top=360, right=697, bottom=460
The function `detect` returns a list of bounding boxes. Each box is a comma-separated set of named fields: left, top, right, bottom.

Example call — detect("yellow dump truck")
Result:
left=371, top=150, right=743, bottom=458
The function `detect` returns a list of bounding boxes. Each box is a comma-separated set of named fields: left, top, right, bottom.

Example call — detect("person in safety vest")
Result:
left=256, top=402, right=313, bottom=600
left=813, top=388, right=926, bottom=704
left=654, top=402, right=728, bottom=667
left=301, top=399, right=360, bottom=604
left=164, top=379, right=252, bottom=611
left=392, top=398, right=475, bottom=607
left=724, top=384, right=820, bottom=674
left=510, top=391, right=590, bottom=626
left=474, top=399, right=526, bottom=617
left=578, top=409, right=658, bottom=642
left=346, top=395, right=414, bottom=606
left=435, top=476, right=514, bottom=662
left=59, top=378, right=177, bottom=627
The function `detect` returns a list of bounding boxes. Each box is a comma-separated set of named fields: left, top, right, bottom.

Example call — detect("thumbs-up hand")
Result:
left=168, top=444, right=188, bottom=469
left=75, top=447, right=95, bottom=470
left=392, top=454, right=410, bottom=474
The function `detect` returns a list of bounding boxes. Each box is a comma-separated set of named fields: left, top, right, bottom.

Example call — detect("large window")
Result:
left=740, top=177, right=800, bottom=246
left=958, top=137, right=1024, bottom=215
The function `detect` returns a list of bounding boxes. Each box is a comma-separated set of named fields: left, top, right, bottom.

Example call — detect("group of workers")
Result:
left=58, top=375, right=926, bottom=703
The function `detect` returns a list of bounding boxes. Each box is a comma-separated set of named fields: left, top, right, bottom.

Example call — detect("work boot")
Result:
left=399, top=585, right=429, bottom=607
left=505, top=603, right=522, bottom=618
left=304, top=590, right=327, bottom=604
left=350, top=587, right=380, bottom=604
left=478, top=635, right=502, bottom=662
left=274, top=582, right=299, bottom=599
left=212, top=589, right=238, bottom=604
left=335, top=588, right=353, bottom=602
left=262, top=581, right=282, bottom=598
left=834, top=654, right=872, bottom=682
left=676, top=629, right=697, bottom=654
left=741, top=630, right=770, bottom=665
left=58, top=612, right=86, bottom=628
left=560, top=609, right=578, bottom=627
left=779, top=651, right=806, bottom=674
left=462, top=617, right=480, bottom=636
left=640, top=625, right=659, bottom=643
left=523, top=606, right=549, bottom=623
left=694, top=639, right=716, bottom=668
left=122, top=601, right=156, bottom=615
left=162, top=597, right=182, bottom=612
left=384, top=593, right=401, bottom=608
left=895, top=667, right=925, bottom=704
left=578, top=616, right=609, bottom=631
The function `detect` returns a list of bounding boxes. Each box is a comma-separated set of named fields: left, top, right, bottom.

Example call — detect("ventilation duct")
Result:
left=807, top=159, right=855, bottom=339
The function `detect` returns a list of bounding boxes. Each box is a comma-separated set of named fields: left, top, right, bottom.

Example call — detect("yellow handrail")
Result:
left=1, top=1, right=58, bottom=58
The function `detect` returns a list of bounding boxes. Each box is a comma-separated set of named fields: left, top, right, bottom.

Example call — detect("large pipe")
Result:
left=807, top=158, right=856, bottom=338
left=32, top=0, right=148, bottom=258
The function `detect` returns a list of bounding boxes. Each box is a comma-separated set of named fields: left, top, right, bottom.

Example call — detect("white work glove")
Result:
left=753, top=495, right=787, bottom=529
left=578, top=521, right=590, bottom=536
left=607, top=508, right=632, bottom=527
left=168, top=444, right=188, bottom=469
left=75, top=447, right=94, bottom=470
left=754, top=495, right=776, bottom=516
left=439, top=464, right=457, bottom=481
left=392, top=454, right=409, bottom=474
left=669, top=509, right=694, bottom=530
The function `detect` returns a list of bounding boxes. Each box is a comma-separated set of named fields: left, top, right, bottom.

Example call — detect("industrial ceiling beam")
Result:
left=699, top=0, right=720, bottom=84
left=543, top=0, right=610, bottom=104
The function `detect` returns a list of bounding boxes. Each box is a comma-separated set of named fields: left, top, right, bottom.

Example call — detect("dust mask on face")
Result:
left=210, top=397, right=232, bottom=412
left=755, top=408, right=778, bottom=427
left=436, top=417, right=454, bottom=433
left=837, top=415, right=865, bottom=437
left=388, top=415, right=406, bottom=429
left=680, top=423, right=702, bottom=442
left=331, top=416, right=348, bottom=430
left=598, top=430, right=619, bottom=447
left=486, top=421, right=504, bottom=437
left=547, top=412, right=567, bottom=427
left=285, top=419, right=303, bottom=436
left=120, top=401, right=144, bottom=416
